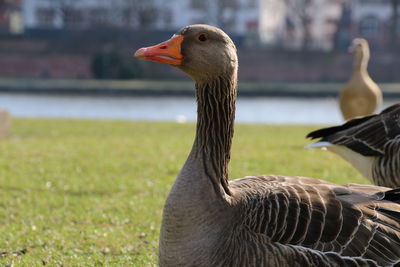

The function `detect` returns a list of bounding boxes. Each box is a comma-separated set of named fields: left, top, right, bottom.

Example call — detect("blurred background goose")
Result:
left=339, top=38, right=382, bottom=121
left=135, top=25, right=400, bottom=267
left=307, top=103, right=400, bottom=188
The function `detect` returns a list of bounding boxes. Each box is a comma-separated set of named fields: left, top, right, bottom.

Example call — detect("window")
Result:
left=89, top=8, right=108, bottom=26
left=63, top=8, right=84, bottom=27
left=36, top=8, right=55, bottom=27
left=163, top=9, right=173, bottom=27
left=221, top=0, right=238, bottom=9
left=396, top=19, right=400, bottom=34
left=122, top=9, right=132, bottom=25
left=359, top=15, right=379, bottom=37
left=191, top=16, right=207, bottom=25
left=246, top=0, right=257, bottom=8
left=191, top=0, right=206, bottom=10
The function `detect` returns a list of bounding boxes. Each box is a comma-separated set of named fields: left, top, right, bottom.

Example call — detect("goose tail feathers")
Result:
left=305, top=141, right=333, bottom=149
left=382, top=188, right=400, bottom=203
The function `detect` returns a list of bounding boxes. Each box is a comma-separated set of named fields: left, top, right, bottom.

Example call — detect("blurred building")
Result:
left=22, top=0, right=259, bottom=34
left=0, top=0, right=393, bottom=53
left=168, top=0, right=260, bottom=35
left=20, top=0, right=400, bottom=51
left=23, top=0, right=144, bottom=30
left=0, top=0, right=23, bottom=34
left=260, top=0, right=343, bottom=51
left=260, top=0, right=400, bottom=51
left=349, top=0, right=395, bottom=50
left=1, top=0, right=399, bottom=81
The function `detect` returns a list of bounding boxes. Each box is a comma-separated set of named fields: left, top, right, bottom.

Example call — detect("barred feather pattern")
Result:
left=307, top=103, right=400, bottom=187
left=217, top=230, right=379, bottom=267
left=373, top=137, right=400, bottom=188
left=220, top=175, right=400, bottom=267
left=161, top=82, right=400, bottom=266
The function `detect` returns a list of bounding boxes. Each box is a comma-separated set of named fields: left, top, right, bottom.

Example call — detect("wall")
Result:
left=1, top=34, right=399, bottom=82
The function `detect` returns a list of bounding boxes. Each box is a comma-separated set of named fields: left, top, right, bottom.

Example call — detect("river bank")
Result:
left=1, top=78, right=400, bottom=98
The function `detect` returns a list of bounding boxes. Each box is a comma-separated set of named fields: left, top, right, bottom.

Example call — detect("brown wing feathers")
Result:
left=231, top=175, right=400, bottom=266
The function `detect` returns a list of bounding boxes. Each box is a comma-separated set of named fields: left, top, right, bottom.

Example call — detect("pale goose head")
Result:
left=349, top=38, right=370, bottom=64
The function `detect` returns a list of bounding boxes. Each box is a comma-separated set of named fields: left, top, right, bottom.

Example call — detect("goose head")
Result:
left=349, top=38, right=370, bottom=61
left=134, top=24, right=238, bottom=83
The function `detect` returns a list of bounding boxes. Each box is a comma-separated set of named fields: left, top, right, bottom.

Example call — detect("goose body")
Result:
left=307, top=103, right=400, bottom=188
left=135, top=25, right=400, bottom=266
left=340, top=38, right=382, bottom=121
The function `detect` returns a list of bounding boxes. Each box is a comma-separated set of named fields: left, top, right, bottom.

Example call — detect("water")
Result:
left=0, top=93, right=396, bottom=124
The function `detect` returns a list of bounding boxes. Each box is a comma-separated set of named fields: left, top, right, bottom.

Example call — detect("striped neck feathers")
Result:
left=192, top=74, right=237, bottom=197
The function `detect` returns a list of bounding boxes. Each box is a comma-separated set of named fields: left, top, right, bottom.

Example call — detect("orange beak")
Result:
left=134, top=35, right=184, bottom=65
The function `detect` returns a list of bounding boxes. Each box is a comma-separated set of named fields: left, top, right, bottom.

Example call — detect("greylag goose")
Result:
left=135, top=25, right=400, bottom=267
left=307, top=103, right=400, bottom=188
left=339, top=38, right=382, bottom=120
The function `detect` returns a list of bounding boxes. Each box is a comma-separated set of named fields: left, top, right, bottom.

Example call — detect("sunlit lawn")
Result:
left=0, top=119, right=367, bottom=266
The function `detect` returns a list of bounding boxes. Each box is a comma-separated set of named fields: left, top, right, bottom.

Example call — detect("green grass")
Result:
left=0, top=119, right=368, bottom=266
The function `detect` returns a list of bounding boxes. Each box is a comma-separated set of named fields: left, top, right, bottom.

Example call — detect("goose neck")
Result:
left=190, top=74, right=237, bottom=197
left=353, top=52, right=369, bottom=73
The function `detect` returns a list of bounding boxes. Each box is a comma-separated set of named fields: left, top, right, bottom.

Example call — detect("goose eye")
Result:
left=198, top=34, right=208, bottom=42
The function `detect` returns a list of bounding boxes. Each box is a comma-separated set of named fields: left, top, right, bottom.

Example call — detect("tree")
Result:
left=284, top=0, right=314, bottom=51
left=333, top=2, right=352, bottom=51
